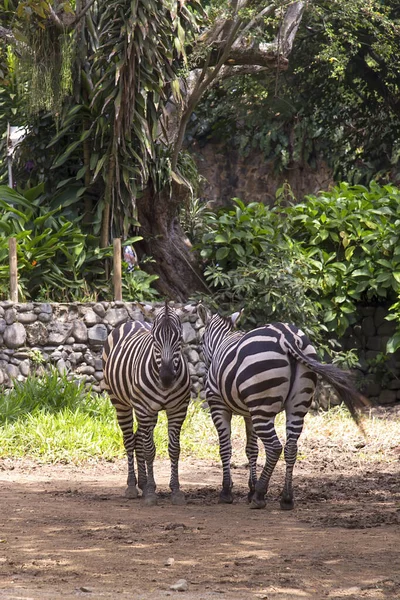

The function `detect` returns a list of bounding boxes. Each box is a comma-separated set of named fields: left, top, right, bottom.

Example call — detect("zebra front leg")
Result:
left=210, top=404, right=234, bottom=504
left=244, top=417, right=258, bottom=503
left=113, top=403, right=139, bottom=499
left=139, top=421, right=158, bottom=506
left=250, top=417, right=283, bottom=509
left=167, top=403, right=189, bottom=506
left=135, top=426, right=147, bottom=495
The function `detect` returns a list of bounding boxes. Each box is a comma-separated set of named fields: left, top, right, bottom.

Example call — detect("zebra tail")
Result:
left=285, top=343, right=370, bottom=433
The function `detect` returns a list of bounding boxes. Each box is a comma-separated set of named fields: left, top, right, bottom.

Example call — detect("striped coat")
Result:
left=199, top=306, right=367, bottom=510
left=102, top=303, right=192, bottom=506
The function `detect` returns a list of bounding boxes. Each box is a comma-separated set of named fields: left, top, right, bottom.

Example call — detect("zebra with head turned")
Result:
left=102, top=301, right=194, bottom=506
left=198, top=305, right=368, bottom=510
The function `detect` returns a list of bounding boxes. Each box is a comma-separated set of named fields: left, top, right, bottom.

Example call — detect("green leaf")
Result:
left=233, top=244, right=245, bottom=257
left=216, top=247, right=229, bottom=261
left=386, top=332, right=400, bottom=354
left=351, top=268, right=370, bottom=277
left=214, top=234, right=228, bottom=244
left=51, top=141, right=82, bottom=169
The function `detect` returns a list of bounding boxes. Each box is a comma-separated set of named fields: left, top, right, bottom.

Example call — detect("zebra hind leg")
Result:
left=167, top=405, right=189, bottom=506
left=280, top=438, right=298, bottom=510
left=250, top=416, right=283, bottom=510
left=280, top=367, right=315, bottom=510
left=244, top=417, right=258, bottom=503
left=210, top=404, right=234, bottom=504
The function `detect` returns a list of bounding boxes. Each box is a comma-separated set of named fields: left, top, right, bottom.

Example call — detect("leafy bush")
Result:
left=198, top=182, right=400, bottom=353
left=0, top=184, right=158, bottom=302
left=285, top=181, right=400, bottom=336
left=0, top=369, right=97, bottom=425
left=122, top=269, right=159, bottom=302
left=200, top=199, right=277, bottom=268
left=198, top=198, right=326, bottom=344
left=0, top=184, right=86, bottom=300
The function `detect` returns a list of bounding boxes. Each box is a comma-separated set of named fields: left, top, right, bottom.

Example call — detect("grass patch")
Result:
left=1, top=373, right=399, bottom=465
left=0, top=371, right=223, bottom=463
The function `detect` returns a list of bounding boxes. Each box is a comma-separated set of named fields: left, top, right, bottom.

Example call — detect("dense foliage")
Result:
left=1, top=0, right=309, bottom=297
left=190, top=0, right=400, bottom=184
left=0, top=184, right=158, bottom=302
left=196, top=182, right=400, bottom=354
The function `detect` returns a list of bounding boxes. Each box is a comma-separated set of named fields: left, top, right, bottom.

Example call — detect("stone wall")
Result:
left=0, top=301, right=206, bottom=399
left=341, top=305, right=400, bottom=406
left=0, top=301, right=399, bottom=408
left=192, top=140, right=333, bottom=208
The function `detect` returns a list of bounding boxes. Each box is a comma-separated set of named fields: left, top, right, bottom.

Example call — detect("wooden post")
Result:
left=9, top=237, right=18, bottom=303
left=113, top=238, right=122, bottom=301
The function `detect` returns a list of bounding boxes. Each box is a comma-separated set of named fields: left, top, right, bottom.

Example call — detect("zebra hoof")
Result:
left=247, top=491, right=255, bottom=504
left=218, top=492, right=234, bottom=504
left=125, top=486, right=139, bottom=499
left=143, top=493, right=158, bottom=507
left=280, top=497, right=294, bottom=511
left=249, top=497, right=266, bottom=509
left=171, top=491, right=186, bottom=506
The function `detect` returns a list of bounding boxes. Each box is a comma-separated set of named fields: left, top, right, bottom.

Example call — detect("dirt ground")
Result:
left=1, top=439, right=400, bottom=600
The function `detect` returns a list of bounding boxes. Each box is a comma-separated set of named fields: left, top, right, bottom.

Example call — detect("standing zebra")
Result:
left=102, top=302, right=193, bottom=506
left=198, top=305, right=367, bottom=510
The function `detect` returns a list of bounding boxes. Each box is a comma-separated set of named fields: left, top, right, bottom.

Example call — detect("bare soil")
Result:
left=1, top=440, right=400, bottom=600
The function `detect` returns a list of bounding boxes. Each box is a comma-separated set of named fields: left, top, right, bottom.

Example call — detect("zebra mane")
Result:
left=163, top=299, right=171, bottom=325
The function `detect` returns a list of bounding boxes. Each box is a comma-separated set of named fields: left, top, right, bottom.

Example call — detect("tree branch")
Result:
left=167, top=1, right=306, bottom=170
left=70, top=0, right=97, bottom=27
left=275, top=1, right=306, bottom=55
left=214, top=64, right=270, bottom=81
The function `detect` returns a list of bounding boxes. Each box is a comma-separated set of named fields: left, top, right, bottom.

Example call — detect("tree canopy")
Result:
left=1, top=0, right=307, bottom=298
left=1, top=0, right=400, bottom=299
left=191, top=0, right=400, bottom=184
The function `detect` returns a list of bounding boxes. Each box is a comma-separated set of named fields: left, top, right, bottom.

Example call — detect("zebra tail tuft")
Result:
left=285, top=343, right=370, bottom=435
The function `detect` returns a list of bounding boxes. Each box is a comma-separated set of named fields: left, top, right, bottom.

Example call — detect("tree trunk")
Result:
left=135, top=182, right=208, bottom=301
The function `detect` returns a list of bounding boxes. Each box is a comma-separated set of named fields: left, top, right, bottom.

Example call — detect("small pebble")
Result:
left=170, top=579, right=188, bottom=592
left=165, top=557, right=175, bottom=567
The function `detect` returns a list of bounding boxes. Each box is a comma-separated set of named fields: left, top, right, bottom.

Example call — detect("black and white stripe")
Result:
left=198, top=306, right=367, bottom=510
left=102, top=302, right=192, bottom=506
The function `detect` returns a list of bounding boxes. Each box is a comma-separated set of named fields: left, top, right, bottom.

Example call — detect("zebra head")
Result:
left=152, top=302, right=183, bottom=390
left=198, top=305, right=243, bottom=368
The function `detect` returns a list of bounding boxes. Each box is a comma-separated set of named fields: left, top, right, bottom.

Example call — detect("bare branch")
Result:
left=275, top=1, right=306, bottom=55
left=232, top=3, right=277, bottom=48
left=214, top=64, right=269, bottom=81
left=70, top=0, right=97, bottom=27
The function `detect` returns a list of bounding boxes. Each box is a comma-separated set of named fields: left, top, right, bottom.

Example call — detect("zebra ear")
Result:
left=197, top=304, right=211, bottom=325
left=231, top=309, right=243, bottom=328
left=175, top=303, right=197, bottom=319
left=136, top=302, right=156, bottom=317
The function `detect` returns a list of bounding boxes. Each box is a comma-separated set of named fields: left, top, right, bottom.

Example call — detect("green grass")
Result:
left=0, top=371, right=224, bottom=463
left=1, top=372, right=399, bottom=465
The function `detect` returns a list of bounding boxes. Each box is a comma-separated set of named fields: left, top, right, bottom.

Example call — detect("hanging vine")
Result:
left=12, top=16, right=74, bottom=115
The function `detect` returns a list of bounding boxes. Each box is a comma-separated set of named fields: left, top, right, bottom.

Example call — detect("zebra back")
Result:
left=199, top=308, right=367, bottom=428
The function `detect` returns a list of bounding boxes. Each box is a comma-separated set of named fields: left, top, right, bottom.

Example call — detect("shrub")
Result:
left=285, top=181, right=400, bottom=337
left=198, top=182, right=400, bottom=352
